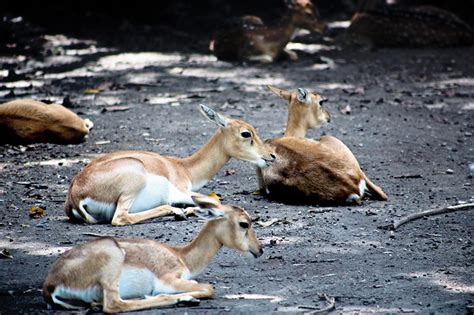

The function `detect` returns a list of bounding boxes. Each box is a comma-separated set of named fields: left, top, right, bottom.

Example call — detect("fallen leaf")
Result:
left=101, top=106, right=131, bottom=113
left=82, top=88, right=100, bottom=94
left=29, top=206, right=45, bottom=218
left=95, top=140, right=111, bottom=145
left=207, top=192, right=221, bottom=202
left=224, top=169, right=236, bottom=176
left=340, top=104, right=351, bottom=115
left=256, top=218, right=292, bottom=227
left=0, top=249, right=13, bottom=259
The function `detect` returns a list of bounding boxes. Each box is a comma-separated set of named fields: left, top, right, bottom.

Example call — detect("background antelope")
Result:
left=65, top=104, right=275, bottom=225
left=0, top=99, right=93, bottom=144
left=257, top=86, right=387, bottom=204
left=209, top=0, right=326, bottom=63
left=44, top=196, right=263, bottom=312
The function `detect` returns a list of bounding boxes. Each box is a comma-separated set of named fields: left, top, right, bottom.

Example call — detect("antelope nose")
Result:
left=270, top=154, right=276, bottom=161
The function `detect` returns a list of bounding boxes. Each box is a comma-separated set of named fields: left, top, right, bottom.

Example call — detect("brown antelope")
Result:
left=44, top=196, right=263, bottom=312
left=0, top=99, right=93, bottom=144
left=65, top=104, right=275, bottom=225
left=209, top=0, right=326, bottom=63
left=257, top=86, right=387, bottom=204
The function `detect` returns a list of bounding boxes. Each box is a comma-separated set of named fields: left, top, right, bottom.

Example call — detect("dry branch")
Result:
left=299, top=293, right=335, bottom=314
left=379, top=203, right=474, bottom=231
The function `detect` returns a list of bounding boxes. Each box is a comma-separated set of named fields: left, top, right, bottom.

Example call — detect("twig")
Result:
left=393, top=174, right=423, bottom=179
left=81, top=232, right=109, bottom=237
left=299, top=293, right=335, bottom=314
left=379, top=203, right=474, bottom=231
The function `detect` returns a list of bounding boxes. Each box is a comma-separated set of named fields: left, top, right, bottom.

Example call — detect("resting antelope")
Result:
left=0, top=99, right=93, bottom=144
left=44, top=196, right=263, bottom=312
left=257, top=86, right=387, bottom=204
left=209, top=0, right=326, bottom=63
left=65, top=104, right=275, bottom=225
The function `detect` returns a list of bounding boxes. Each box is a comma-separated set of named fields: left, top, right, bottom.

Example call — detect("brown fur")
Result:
left=44, top=199, right=262, bottom=312
left=0, top=99, right=92, bottom=144
left=210, top=0, right=326, bottom=63
left=259, top=86, right=387, bottom=204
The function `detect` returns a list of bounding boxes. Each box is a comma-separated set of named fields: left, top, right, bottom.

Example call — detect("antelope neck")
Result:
left=180, top=129, right=230, bottom=188
left=177, top=220, right=223, bottom=275
left=285, top=111, right=308, bottom=138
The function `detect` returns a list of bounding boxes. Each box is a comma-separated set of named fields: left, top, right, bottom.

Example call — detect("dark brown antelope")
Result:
left=210, top=0, right=326, bottom=63
left=257, top=86, right=387, bottom=204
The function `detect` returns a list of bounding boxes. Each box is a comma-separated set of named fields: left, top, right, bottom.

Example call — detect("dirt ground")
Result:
left=0, top=23, right=473, bottom=314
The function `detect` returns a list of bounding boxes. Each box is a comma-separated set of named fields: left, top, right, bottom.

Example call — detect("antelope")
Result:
left=44, top=196, right=263, bottom=312
left=256, top=86, right=387, bottom=204
left=209, top=0, right=326, bottom=63
left=65, top=104, right=275, bottom=226
left=0, top=99, right=93, bottom=144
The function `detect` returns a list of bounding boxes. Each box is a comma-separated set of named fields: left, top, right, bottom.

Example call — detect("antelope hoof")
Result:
left=178, top=296, right=201, bottom=306
left=172, top=208, right=187, bottom=221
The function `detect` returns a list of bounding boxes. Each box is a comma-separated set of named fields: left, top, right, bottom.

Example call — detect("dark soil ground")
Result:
left=0, top=20, right=473, bottom=314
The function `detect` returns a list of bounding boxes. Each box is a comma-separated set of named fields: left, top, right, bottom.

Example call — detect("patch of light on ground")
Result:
left=0, top=240, right=70, bottom=257
left=408, top=271, right=474, bottom=294
left=317, top=83, right=355, bottom=90
left=461, top=102, right=474, bottom=110
left=426, top=78, right=474, bottom=88
left=96, top=52, right=183, bottom=71
left=1, top=80, right=44, bottom=88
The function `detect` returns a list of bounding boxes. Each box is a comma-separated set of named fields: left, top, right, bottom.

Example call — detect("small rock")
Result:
left=446, top=169, right=454, bottom=174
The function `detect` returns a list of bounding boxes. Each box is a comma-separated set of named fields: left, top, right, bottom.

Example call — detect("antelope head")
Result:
left=287, top=0, right=327, bottom=34
left=200, top=104, right=275, bottom=168
left=192, top=196, right=263, bottom=258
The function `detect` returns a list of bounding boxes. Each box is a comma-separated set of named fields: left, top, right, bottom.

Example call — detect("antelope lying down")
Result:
left=66, top=104, right=275, bottom=225
left=257, top=86, right=387, bottom=204
left=210, top=0, right=326, bottom=63
left=0, top=99, right=93, bottom=144
left=44, top=196, right=263, bottom=312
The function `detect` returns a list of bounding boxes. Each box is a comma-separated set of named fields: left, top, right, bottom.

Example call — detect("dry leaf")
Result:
left=28, top=206, right=45, bottom=218
left=82, top=88, right=100, bottom=94
left=95, top=140, right=111, bottom=145
left=207, top=192, right=221, bottom=202
left=224, top=169, right=236, bottom=176
left=255, top=218, right=292, bottom=227
left=0, top=248, right=13, bottom=259
left=101, top=106, right=131, bottom=113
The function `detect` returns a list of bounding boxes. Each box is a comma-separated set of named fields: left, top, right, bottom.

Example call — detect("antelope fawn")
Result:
left=65, top=104, right=275, bottom=225
left=0, top=99, right=93, bottom=144
left=209, top=0, right=326, bottom=63
left=257, top=86, right=387, bottom=204
left=44, top=196, right=263, bottom=312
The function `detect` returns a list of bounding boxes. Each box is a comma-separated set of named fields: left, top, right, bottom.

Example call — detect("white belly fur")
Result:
left=79, top=174, right=194, bottom=222
left=129, top=174, right=194, bottom=213
left=119, top=266, right=177, bottom=299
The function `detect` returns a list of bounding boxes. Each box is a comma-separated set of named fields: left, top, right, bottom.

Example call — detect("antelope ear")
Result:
left=267, top=86, right=291, bottom=101
left=297, top=88, right=310, bottom=104
left=199, top=104, right=228, bottom=128
left=192, top=196, right=225, bottom=220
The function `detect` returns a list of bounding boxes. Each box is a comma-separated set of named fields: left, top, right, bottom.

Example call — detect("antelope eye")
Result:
left=241, top=131, right=252, bottom=138
left=239, top=222, right=249, bottom=229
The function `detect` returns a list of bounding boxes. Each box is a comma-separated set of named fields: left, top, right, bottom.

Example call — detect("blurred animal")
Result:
left=342, top=5, right=474, bottom=48
left=65, top=104, right=275, bottom=226
left=44, top=196, right=263, bottom=312
left=210, top=0, right=326, bottom=63
left=257, top=86, right=387, bottom=205
left=0, top=99, right=93, bottom=144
